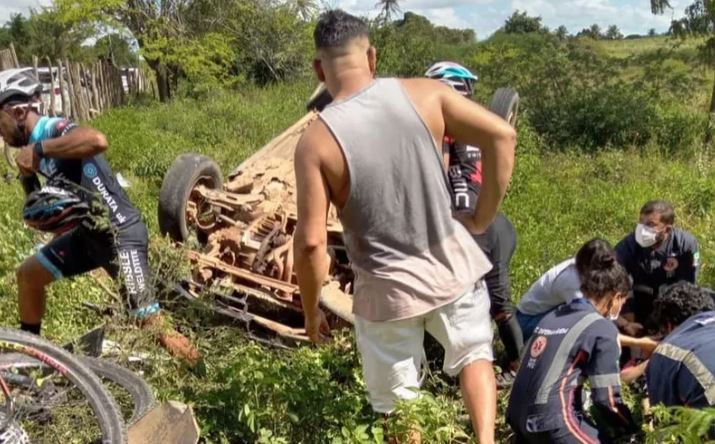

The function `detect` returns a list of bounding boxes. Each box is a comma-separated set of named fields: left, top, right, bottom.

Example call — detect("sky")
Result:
left=1, top=0, right=691, bottom=39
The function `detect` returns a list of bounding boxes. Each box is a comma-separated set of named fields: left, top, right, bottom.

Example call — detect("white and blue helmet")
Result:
left=424, top=61, right=478, bottom=96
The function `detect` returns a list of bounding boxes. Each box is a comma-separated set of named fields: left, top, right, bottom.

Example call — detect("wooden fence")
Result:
left=0, top=43, right=19, bottom=71
left=0, top=44, right=155, bottom=121
left=31, top=57, right=154, bottom=121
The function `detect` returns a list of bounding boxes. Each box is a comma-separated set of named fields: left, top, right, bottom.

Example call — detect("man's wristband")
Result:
left=33, top=141, right=45, bottom=158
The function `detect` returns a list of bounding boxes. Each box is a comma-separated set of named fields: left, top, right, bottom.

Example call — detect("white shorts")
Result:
left=354, top=282, right=493, bottom=413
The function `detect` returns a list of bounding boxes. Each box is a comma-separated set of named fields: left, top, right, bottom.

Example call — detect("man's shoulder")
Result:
left=297, top=118, right=336, bottom=155
left=615, top=232, right=638, bottom=257
left=588, top=315, right=619, bottom=337
left=672, top=228, right=698, bottom=251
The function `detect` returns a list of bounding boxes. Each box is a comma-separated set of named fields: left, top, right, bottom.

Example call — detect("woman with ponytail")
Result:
left=507, top=240, right=638, bottom=443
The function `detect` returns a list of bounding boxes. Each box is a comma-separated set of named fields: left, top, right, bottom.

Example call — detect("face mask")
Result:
left=608, top=307, right=621, bottom=321
left=635, top=223, right=658, bottom=248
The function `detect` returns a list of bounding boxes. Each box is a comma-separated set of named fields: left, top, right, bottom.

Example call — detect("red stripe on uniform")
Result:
left=560, top=351, right=597, bottom=444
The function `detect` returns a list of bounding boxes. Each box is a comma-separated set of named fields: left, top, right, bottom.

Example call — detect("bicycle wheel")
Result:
left=0, top=328, right=126, bottom=443
left=0, top=352, right=156, bottom=425
left=82, top=357, right=155, bottom=425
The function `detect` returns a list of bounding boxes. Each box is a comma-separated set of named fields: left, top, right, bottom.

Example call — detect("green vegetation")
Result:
left=2, top=3, right=715, bottom=442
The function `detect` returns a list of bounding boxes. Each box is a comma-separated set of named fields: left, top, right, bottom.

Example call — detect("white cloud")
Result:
left=412, top=7, right=472, bottom=30
left=510, top=0, right=684, bottom=36
left=0, top=0, right=52, bottom=23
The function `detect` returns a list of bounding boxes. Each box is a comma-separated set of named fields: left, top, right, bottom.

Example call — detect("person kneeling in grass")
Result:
left=507, top=248, right=638, bottom=443
left=516, top=238, right=658, bottom=357
left=645, top=281, right=715, bottom=408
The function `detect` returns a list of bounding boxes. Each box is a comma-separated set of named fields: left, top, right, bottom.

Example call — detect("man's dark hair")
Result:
left=641, top=200, right=675, bottom=225
left=314, top=9, right=369, bottom=50
left=575, top=238, right=616, bottom=277
left=652, top=282, right=715, bottom=329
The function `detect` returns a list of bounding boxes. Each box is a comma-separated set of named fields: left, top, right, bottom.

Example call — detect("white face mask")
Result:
left=635, top=223, right=658, bottom=248
left=608, top=307, right=621, bottom=321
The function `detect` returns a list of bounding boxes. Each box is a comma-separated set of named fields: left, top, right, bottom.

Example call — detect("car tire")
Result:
left=489, top=88, right=520, bottom=128
left=158, top=153, right=223, bottom=243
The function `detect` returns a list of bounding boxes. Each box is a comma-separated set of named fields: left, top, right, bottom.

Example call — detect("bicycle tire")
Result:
left=0, top=354, right=155, bottom=425
left=0, top=328, right=127, bottom=444
left=82, top=357, right=155, bottom=425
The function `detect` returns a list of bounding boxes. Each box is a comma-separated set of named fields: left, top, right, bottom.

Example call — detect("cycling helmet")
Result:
left=424, top=61, right=478, bottom=96
left=0, top=69, right=41, bottom=107
left=23, top=186, right=90, bottom=235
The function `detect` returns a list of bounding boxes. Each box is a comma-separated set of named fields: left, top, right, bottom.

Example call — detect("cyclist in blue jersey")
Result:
left=0, top=69, right=198, bottom=363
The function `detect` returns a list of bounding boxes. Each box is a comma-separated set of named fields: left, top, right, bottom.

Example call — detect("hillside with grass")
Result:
left=3, top=4, right=715, bottom=442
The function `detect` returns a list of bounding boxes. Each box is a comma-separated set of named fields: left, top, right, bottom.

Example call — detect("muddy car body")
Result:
left=158, top=84, right=519, bottom=346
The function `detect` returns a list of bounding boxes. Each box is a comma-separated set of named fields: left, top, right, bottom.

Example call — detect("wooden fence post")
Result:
left=90, top=62, right=101, bottom=115
left=57, top=59, right=68, bottom=118
left=75, top=63, right=89, bottom=121
left=9, top=43, right=19, bottom=68
left=44, top=56, right=56, bottom=117
left=63, top=58, right=77, bottom=120
left=78, top=63, right=92, bottom=119
left=98, top=61, right=108, bottom=112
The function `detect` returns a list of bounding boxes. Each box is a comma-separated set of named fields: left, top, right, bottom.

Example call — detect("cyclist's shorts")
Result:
left=35, top=222, right=157, bottom=314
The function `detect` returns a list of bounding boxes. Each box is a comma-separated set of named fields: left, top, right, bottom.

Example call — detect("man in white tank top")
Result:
left=293, top=10, right=516, bottom=442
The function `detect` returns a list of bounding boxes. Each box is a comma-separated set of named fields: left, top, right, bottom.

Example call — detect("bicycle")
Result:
left=0, top=327, right=126, bottom=443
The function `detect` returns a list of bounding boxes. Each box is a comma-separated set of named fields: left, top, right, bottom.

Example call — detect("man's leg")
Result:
left=110, top=223, right=198, bottom=363
left=17, top=256, right=56, bottom=333
left=354, top=314, right=424, bottom=440
left=475, top=213, right=523, bottom=375
left=19, top=228, right=98, bottom=334
left=426, top=283, right=496, bottom=443
left=460, top=359, right=497, bottom=443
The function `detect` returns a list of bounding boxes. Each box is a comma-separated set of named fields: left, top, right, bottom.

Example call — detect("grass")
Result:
left=587, top=35, right=707, bottom=59
left=0, top=39, right=714, bottom=442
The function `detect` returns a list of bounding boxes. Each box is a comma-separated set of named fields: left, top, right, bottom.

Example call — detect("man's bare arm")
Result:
left=40, top=126, right=108, bottom=159
left=294, top=128, right=331, bottom=342
left=441, top=87, right=516, bottom=233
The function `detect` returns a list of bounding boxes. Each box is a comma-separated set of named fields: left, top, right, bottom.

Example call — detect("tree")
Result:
left=55, top=0, right=192, bottom=102
left=648, top=28, right=658, bottom=36
left=651, top=1, right=715, bottom=116
left=93, top=33, right=138, bottom=66
left=555, top=25, right=569, bottom=40
left=576, top=24, right=602, bottom=39
left=0, top=14, right=30, bottom=63
left=503, top=10, right=545, bottom=34
left=376, top=0, right=401, bottom=23
left=605, top=25, right=623, bottom=40
left=293, top=0, right=317, bottom=21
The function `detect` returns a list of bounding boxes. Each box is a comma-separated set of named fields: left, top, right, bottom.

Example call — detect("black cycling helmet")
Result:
left=23, top=186, right=90, bottom=235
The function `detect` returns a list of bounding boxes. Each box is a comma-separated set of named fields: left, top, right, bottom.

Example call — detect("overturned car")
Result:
left=158, top=84, right=519, bottom=346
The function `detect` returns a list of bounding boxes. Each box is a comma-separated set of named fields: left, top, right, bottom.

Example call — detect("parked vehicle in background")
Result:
left=121, top=67, right=139, bottom=93
left=36, top=67, right=70, bottom=115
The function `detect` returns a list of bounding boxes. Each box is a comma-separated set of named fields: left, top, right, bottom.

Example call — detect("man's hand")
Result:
left=15, top=145, right=39, bottom=175
left=304, top=308, right=331, bottom=344
left=623, top=322, right=644, bottom=337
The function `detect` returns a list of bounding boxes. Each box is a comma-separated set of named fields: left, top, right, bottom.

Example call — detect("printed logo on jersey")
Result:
left=83, top=163, right=98, bottom=179
left=530, top=336, right=547, bottom=358
left=55, top=121, right=78, bottom=137
left=664, top=257, right=679, bottom=275
left=694, top=251, right=700, bottom=268
left=40, top=159, right=69, bottom=184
